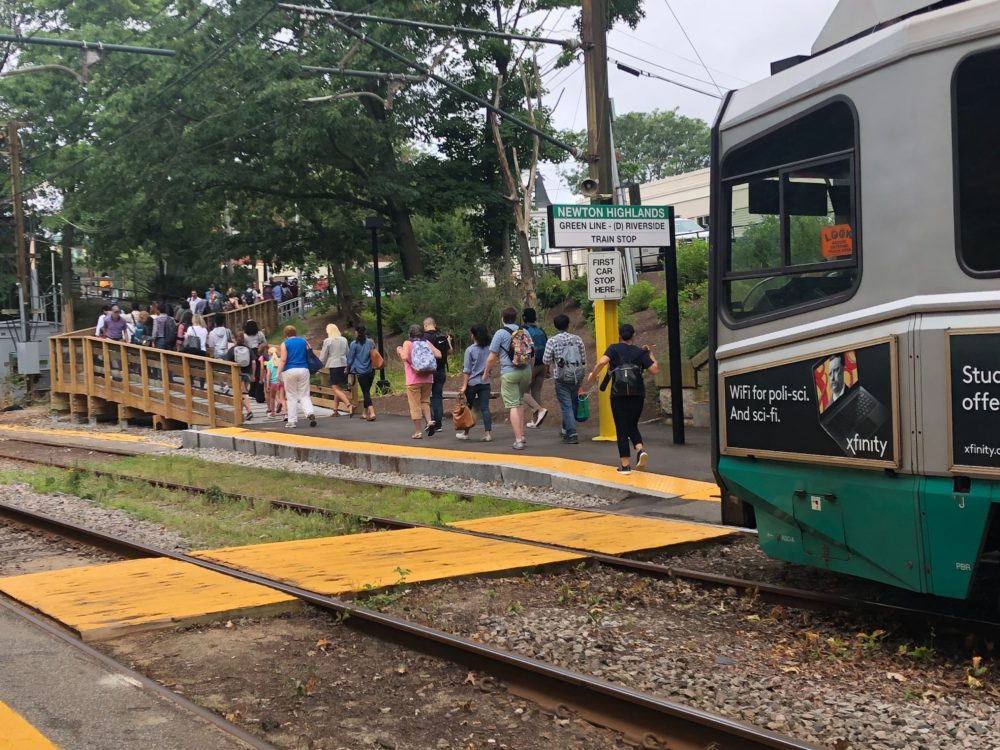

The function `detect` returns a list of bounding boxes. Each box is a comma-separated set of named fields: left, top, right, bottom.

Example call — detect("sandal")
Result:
left=244, top=412, right=253, bottom=421
left=411, top=432, right=423, bottom=439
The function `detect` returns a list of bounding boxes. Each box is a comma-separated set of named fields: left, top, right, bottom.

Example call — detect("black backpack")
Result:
left=161, top=315, right=178, bottom=348
left=606, top=348, right=644, bottom=398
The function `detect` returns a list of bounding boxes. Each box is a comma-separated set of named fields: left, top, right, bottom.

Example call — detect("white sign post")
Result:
left=587, top=251, right=624, bottom=301
left=546, top=204, right=673, bottom=248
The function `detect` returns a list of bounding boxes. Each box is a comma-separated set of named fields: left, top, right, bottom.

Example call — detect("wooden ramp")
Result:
left=190, top=527, right=585, bottom=595
left=451, top=508, right=735, bottom=555
left=0, top=558, right=298, bottom=641
left=0, top=701, right=59, bottom=750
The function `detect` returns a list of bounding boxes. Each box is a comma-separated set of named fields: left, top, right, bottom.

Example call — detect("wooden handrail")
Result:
left=49, top=333, right=244, bottom=428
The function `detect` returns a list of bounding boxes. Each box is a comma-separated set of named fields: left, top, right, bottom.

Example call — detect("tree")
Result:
left=562, top=108, right=710, bottom=190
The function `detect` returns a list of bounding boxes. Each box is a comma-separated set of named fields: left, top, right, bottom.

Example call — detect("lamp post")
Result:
left=364, top=215, right=390, bottom=393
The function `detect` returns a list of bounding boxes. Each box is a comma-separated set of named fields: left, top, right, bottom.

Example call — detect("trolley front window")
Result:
left=722, top=101, right=859, bottom=323
left=955, top=48, right=1000, bottom=276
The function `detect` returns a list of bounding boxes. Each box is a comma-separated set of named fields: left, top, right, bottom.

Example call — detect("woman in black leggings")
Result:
left=585, top=323, right=659, bottom=474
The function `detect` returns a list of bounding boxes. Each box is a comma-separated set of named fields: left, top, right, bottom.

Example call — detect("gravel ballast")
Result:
left=381, top=567, right=1000, bottom=750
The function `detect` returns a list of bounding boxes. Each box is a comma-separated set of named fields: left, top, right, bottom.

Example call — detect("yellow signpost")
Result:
left=592, top=298, right=618, bottom=441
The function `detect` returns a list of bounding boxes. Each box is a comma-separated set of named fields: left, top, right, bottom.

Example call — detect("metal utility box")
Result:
left=15, top=341, right=46, bottom=375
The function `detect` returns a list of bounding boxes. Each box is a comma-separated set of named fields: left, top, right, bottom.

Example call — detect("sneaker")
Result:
left=308, top=414, right=317, bottom=427
left=481, top=434, right=493, bottom=442
left=425, top=422, right=438, bottom=437
left=636, top=450, right=649, bottom=470
left=616, top=465, right=632, bottom=475
left=512, top=440, right=526, bottom=450
left=534, top=408, right=548, bottom=427
left=526, top=421, right=537, bottom=429
left=456, top=431, right=469, bottom=440
left=287, top=422, right=298, bottom=429
left=562, top=434, right=579, bottom=444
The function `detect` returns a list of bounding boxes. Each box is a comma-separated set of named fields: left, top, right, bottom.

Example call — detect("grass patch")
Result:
left=268, top=316, right=308, bottom=343
left=2, top=467, right=364, bottom=549
left=0, top=455, right=540, bottom=548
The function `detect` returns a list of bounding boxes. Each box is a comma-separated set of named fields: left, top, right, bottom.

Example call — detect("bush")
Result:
left=677, top=239, right=709, bottom=288
left=564, top=274, right=593, bottom=320
left=359, top=308, right=377, bottom=333
left=680, top=280, right=709, bottom=358
left=380, top=296, right=413, bottom=335
left=383, top=259, right=519, bottom=341
left=648, top=282, right=709, bottom=359
left=536, top=273, right=568, bottom=310
left=621, top=280, right=658, bottom=314
left=650, top=295, right=667, bottom=325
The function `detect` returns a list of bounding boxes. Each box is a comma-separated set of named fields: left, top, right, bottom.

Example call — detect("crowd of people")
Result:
left=93, top=280, right=298, bottom=422
left=94, top=289, right=659, bottom=472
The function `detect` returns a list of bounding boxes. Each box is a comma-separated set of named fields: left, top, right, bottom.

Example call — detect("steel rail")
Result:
left=2, top=441, right=995, bottom=636
left=0, top=501, right=819, bottom=750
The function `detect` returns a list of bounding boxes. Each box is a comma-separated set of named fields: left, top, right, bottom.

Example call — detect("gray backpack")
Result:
left=557, top=347, right=585, bottom=386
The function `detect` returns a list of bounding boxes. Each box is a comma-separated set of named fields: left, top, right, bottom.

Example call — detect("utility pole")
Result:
left=7, top=122, right=30, bottom=317
left=582, top=0, right=619, bottom=442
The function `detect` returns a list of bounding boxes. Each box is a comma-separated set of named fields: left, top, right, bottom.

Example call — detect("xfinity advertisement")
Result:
left=949, top=331, right=1000, bottom=471
left=723, top=340, right=896, bottom=466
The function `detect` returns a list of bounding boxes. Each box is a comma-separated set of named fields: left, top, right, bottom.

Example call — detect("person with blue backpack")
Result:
left=397, top=324, right=441, bottom=439
left=520, top=308, right=549, bottom=429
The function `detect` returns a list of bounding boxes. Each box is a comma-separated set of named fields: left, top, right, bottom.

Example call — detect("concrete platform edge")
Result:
left=182, top=429, right=685, bottom=503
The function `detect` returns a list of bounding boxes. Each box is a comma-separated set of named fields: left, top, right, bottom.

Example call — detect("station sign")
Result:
left=587, top=251, right=624, bottom=301
left=547, top=204, right=673, bottom=248
left=721, top=337, right=899, bottom=469
left=948, top=330, right=1000, bottom=474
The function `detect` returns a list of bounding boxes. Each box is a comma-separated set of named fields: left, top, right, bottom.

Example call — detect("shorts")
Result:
left=500, top=368, right=531, bottom=408
left=406, top=382, right=432, bottom=420
left=268, top=382, right=283, bottom=393
left=329, top=366, right=348, bottom=386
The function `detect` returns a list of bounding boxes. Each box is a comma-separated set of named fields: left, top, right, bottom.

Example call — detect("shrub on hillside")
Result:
left=380, top=296, right=413, bottom=335
left=677, top=239, right=709, bottom=288
left=536, top=273, right=568, bottom=310
left=649, top=281, right=709, bottom=359
left=622, top=280, right=658, bottom=314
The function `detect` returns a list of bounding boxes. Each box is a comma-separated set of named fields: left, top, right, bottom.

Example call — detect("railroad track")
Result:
left=1, top=438, right=994, bottom=638
left=0, top=500, right=820, bottom=750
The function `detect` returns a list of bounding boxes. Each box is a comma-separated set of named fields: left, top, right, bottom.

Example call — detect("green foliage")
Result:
left=680, top=280, right=709, bottom=358
left=536, top=273, right=569, bottom=311
left=386, top=259, right=519, bottom=340
left=677, top=239, right=710, bottom=288
left=380, top=296, right=414, bottom=336
left=562, top=109, right=710, bottom=190
left=621, top=280, right=657, bottom=314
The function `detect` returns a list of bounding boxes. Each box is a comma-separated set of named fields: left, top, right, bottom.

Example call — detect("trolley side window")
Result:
left=955, top=48, right=1000, bottom=276
left=722, top=101, right=859, bottom=322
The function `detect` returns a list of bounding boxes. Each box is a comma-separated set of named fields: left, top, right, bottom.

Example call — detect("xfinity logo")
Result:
left=846, top=434, right=888, bottom=458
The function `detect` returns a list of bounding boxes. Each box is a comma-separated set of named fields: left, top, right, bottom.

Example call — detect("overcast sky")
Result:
left=534, top=0, right=840, bottom=202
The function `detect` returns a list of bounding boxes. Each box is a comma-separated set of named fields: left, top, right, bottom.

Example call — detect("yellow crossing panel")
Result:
left=204, top=427, right=720, bottom=501
left=452, top=508, right=734, bottom=555
left=192, top=527, right=584, bottom=594
left=0, top=558, right=297, bottom=641
left=0, top=701, right=59, bottom=750
left=0, top=425, right=176, bottom=448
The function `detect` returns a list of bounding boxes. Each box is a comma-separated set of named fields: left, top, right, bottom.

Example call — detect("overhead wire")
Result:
left=662, top=0, right=723, bottom=96
left=607, top=45, right=718, bottom=88
left=612, top=27, right=749, bottom=85
left=609, top=56, right=721, bottom=99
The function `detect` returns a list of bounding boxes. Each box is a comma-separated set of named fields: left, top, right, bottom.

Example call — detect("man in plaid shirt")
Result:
left=542, top=314, right=587, bottom=444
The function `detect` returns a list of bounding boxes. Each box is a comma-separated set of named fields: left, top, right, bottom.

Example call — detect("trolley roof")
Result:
left=720, top=0, right=1000, bottom=132
left=812, top=0, right=964, bottom=54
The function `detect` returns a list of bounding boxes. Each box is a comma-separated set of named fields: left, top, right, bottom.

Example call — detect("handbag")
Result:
left=370, top=348, right=384, bottom=370
left=250, top=380, right=266, bottom=403
left=452, top=401, right=476, bottom=431
left=306, top=347, right=324, bottom=375
left=576, top=391, right=590, bottom=422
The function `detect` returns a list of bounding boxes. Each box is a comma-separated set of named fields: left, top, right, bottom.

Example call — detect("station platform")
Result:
left=0, top=601, right=255, bottom=749
left=184, top=416, right=723, bottom=523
